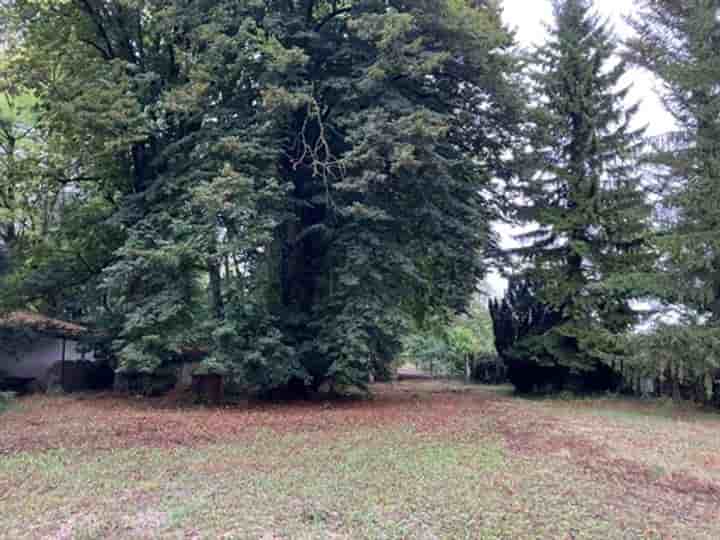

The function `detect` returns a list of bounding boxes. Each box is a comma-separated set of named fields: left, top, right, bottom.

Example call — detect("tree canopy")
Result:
left=621, top=0, right=720, bottom=399
left=1, top=0, right=521, bottom=393
left=3, top=0, right=720, bottom=402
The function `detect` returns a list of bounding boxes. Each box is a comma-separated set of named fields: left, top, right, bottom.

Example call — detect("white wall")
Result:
left=0, top=337, right=94, bottom=380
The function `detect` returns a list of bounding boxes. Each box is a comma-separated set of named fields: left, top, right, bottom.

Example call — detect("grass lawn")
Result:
left=1, top=380, right=720, bottom=539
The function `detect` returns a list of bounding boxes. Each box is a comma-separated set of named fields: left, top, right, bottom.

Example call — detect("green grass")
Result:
left=2, top=382, right=719, bottom=539
left=0, top=431, right=506, bottom=539
left=541, top=392, right=720, bottom=423
left=0, top=429, right=694, bottom=539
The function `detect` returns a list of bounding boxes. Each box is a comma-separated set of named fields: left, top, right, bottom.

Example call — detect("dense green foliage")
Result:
left=1, top=0, right=520, bottom=393
left=402, top=296, right=496, bottom=379
left=0, top=86, right=50, bottom=283
left=498, top=0, right=651, bottom=391
left=0, top=52, right=109, bottom=318
left=490, top=278, right=563, bottom=391
left=2, top=0, right=719, bottom=402
left=620, top=0, right=720, bottom=400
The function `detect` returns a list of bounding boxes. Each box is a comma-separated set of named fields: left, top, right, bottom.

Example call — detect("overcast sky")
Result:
left=485, top=0, right=676, bottom=296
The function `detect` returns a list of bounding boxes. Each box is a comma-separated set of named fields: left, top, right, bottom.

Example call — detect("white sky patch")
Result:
left=486, top=0, right=677, bottom=297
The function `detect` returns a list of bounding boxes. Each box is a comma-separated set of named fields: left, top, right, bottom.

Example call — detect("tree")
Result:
left=0, top=89, right=43, bottom=268
left=489, top=278, right=565, bottom=392
left=507, top=0, right=651, bottom=392
left=402, top=293, right=496, bottom=380
left=0, top=67, right=73, bottom=313
left=4, top=0, right=521, bottom=394
left=628, top=1, right=720, bottom=318
left=0, top=48, right=122, bottom=319
left=624, top=0, right=720, bottom=397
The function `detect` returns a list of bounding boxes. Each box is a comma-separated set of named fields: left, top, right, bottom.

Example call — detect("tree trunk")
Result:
left=209, top=257, right=224, bottom=320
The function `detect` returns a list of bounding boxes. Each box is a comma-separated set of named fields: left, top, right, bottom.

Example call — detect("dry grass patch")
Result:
left=1, top=380, right=719, bottom=539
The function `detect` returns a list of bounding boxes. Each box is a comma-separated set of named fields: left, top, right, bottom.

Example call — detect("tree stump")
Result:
left=192, top=373, right=224, bottom=404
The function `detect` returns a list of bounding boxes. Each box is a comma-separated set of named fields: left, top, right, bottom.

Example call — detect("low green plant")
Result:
left=0, top=391, right=16, bottom=414
left=402, top=296, right=496, bottom=378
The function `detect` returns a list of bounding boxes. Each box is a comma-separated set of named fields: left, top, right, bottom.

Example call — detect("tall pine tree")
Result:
left=628, top=1, right=720, bottom=319
left=505, top=0, right=651, bottom=391
left=625, top=0, right=720, bottom=398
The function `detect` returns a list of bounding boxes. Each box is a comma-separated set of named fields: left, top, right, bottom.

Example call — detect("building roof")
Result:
left=0, top=311, right=88, bottom=338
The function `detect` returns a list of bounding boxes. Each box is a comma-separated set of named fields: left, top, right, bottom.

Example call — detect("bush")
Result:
left=624, top=324, right=720, bottom=406
left=0, top=391, right=15, bottom=414
left=490, top=278, right=621, bottom=394
left=471, top=354, right=507, bottom=384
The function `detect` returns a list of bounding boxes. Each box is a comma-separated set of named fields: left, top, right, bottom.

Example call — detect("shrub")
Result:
left=490, top=278, right=621, bottom=394
left=0, top=391, right=15, bottom=414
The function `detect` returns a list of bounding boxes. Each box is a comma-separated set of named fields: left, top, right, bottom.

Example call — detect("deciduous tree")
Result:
left=3, top=0, right=521, bottom=393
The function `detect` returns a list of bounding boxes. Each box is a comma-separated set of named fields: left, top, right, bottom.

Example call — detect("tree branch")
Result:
left=78, top=38, right=112, bottom=60
left=78, top=0, right=115, bottom=59
left=315, top=7, right=352, bottom=31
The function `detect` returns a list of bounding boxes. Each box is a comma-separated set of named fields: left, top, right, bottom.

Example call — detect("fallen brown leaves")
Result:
left=0, top=381, right=491, bottom=454
left=486, top=395, right=720, bottom=528
left=2, top=378, right=720, bottom=531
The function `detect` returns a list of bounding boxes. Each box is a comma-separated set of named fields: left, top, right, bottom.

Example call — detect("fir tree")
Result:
left=489, top=277, right=563, bottom=392
left=625, top=0, right=720, bottom=395
left=628, top=1, right=720, bottom=319
left=508, top=0, right=651, bottom=391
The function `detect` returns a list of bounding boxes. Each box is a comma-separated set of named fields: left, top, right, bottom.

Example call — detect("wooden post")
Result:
left=61, top=337, right=66, bottom=392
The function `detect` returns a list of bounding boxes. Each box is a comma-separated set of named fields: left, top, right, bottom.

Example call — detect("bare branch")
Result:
left=315, top=7, right=352, bottom=32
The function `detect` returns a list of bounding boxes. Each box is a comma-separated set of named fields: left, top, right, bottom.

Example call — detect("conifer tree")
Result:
left=625, top=0, right=720, bottom=394
left=628, top=1, right=720, bottom=319
left=507, top=0, right=651, bottom=390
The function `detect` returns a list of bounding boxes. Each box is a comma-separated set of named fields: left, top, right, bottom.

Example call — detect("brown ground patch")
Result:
left=482, top=394, right=720, bottom=531
left=3, top=380, right=720, bottom=538
left=0, top=380, right=494, bottom=454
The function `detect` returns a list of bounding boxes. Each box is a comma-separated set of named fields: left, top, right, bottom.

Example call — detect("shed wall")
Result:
left=0, top=338, right=93, bottom=380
